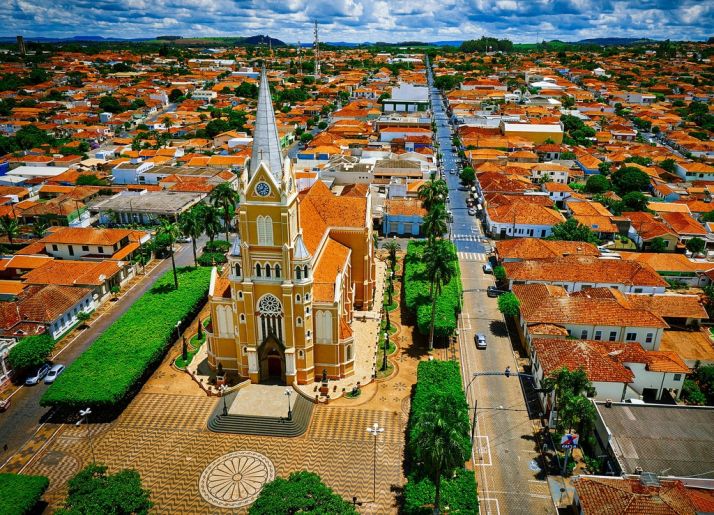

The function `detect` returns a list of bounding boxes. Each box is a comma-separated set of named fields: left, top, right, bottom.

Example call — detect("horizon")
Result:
left=2, top=0, right=712, bottom=44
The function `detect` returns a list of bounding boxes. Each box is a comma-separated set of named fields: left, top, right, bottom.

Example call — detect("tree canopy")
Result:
left=611, top=166, right=651, bottom=194
left=549, top=218, right=599, bottom=244
left=584, top=174, right=610, bottom=194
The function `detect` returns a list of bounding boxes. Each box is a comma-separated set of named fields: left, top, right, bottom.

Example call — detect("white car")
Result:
left=44, top=364, right=65, bottom=384
left=475, top=333, right=487, bottom=349
left=176, top=236, right=192, bottom=243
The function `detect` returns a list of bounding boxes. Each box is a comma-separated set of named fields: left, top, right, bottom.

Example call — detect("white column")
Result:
left=247, top=348, right=259, bottom=374
left=285, top=349, right=296, bottom=376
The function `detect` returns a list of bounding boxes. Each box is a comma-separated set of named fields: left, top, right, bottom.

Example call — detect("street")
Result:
left=0, top=235, right=207, bottom=468
left=427, top=60, right=554, bottom=514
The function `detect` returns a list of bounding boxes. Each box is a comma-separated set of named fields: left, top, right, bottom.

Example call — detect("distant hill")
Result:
left=574, top=37, right=655, bottom=46
left=0, top=34, right=286, bottom=46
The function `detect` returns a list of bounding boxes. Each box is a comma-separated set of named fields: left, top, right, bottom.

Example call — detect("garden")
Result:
left=0, top=473, right=49, bottom=515
left=403, top=360, right=478, bottom=514
left=41, top=266, right=211, bottom=412
left=174, top=317, right=211, bottom=370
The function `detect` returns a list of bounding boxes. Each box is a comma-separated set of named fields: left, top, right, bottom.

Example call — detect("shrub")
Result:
left=41, top=267, right=210, bottom=411
left=6, top=334, right=55, bottom=372
left=403, top=240, right=462, bottom=337
left=0, top=473, right=50, bottom=515
left=498, top=292, right=520, bottom=318
left=403, top=469, right=478, bottom=515
left=682, top=379, right=707, bottom=405
left=198, top=252, right=227, bottom=266
left=204, top=239, right=230, bottom=253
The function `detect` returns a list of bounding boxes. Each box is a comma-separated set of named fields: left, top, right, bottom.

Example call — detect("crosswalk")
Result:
left=458, top=252, right=488, bottom=262
left=452, top=233, right=483, bottom=242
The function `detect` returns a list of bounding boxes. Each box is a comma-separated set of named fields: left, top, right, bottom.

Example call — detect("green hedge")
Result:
left=403, top=240, right=462, bottom=337
left=0, top=473, right=50, bottom=515
left=204, top=240, right=230, bottom=252
left=6, top=334, right=55, bottom=371
left=197, top=251, right=228, bottom=266
left=403, top=469, right=478, bottom=515
left=404, top=360, right=477, bottom=514
left=41, top=267, right=210, bottom=411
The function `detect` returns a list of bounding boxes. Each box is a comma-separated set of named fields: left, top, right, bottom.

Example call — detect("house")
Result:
left=675, top=161, right=714, bottom=182
left=38, top=227, right=149, bottom=263
left=501, top=122, right=564, bottom=144
left=532, top=338, right=688, bottom=410
left=22, top=259, right=129, bottom=302
left=485, top=197, right=565, bottom=239
left=514, top=284, right=669, bottom=351
left=659, top=211, right=708, bottom=246
left=382, top=198, right=426, bottom=236
left=530, top=162, right=570, bottom=184
left=0, top=284, right=94, bottom=340
left=503, top=255, right=667, bottom=293
left=590, top=402, right=714, bottom=478
left=575, top=154, right=602, bottom=175
left=381, top=83, right=429, bottom=112
left=494, top=238, right=599, bottom=263
left=542, top=182, right=574, bottom=205
left=618, top=251, right=713, bottom=288
left=573, top=475, right=714, bottom=515
left=91, top=190, right=205, bottom=224
left=623, top=211, right=679, bottom=251
left=567, top=201, right=618, bottom=239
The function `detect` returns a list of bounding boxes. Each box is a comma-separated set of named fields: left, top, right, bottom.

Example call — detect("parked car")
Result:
left=176, top=236, right=192, bottom=243
left=487, top=286, right=507, bottom=298
left=475, top=333, right=487, bottom=349
left=482, top=262, right=493, bottom=274
left=44, top=364, right=65, bottom=384
left=468, top=207, right=477, bottom=216
left=25, top=364, right=51, bottom=386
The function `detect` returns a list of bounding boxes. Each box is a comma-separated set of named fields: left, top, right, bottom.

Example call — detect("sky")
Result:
left=3, top=0, right=713, bottom=43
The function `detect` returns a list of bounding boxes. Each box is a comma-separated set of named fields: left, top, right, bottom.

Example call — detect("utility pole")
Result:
left=313, top=20, right=321, bottom=79
left=297, top=41, right=302, bottom=75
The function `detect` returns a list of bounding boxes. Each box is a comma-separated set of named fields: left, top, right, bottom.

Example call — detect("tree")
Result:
left=660, top=158, right=677, bottom=174
left=299, top=132, right=313, bottom=143
left=0, top=215, right=19, bottom=245
left=686, top=237, right=705, bottom=256
left=178, top=209, right=203, bottom=267
left=57, top=463, right=153, bottom=515
left=459, top=166, right=475, bottom=184
left=417, top=178, right=448, bottom=212
left=76, top=174, right=104, bottom=186
left=424, top=242, right=455, bottom=351
left=584, top=174, right=610, bottom=194
left=411, top=394, right=470, bottom=515
left=157, top=219, right=180, bottom=289
left=249, top=471, right=356, bottom=515
left=611, top=166, right=651, bottom=194
left=168, top=88, right=183, bottom=102
left=382, top=239, right=400, bottom=273
left=497, top=291, right=520, bottom=318
left=234, top=82, right=258, bottom=99
left=33, top=220, right=48, bottom=238
left=77, top=311, right=91, bottom=328
left=619, top=191, right=649, bottom=212
left=198, top=204, right=222, bottom=244
left=6, top=334, right=55, bottom=372
left=422, top=204, right=448, bottom=243
left=597, top=162, right=612, bottom=175
left=110, top=284, right=121, bottom=300
left=204, top=119, right=230, bottom=138
left=209, top=182, right=239, bottom=242
left=541, top=367, right=596, bottom=434
left=98, top=95, right=123, bottom=114
left=650, top=237, right=668, bottom=253
left=549, top=218, right=599, bottom=244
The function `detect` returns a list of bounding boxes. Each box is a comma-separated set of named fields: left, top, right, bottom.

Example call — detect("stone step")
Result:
left=207, top=394, right=314, bottom=437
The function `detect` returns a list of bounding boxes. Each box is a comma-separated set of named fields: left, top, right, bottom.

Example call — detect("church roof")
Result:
left=293, top=233, right=311, bottom=261
left=249, top=67, right=283, bottom=181
left=230, top=236, right=241, bottom=256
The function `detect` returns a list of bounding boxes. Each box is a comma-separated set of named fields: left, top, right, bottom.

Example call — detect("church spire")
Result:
left=249, top=66, right=283, bottom=180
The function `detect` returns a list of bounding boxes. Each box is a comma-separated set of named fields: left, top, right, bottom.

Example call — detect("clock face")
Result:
left=255, top=182, right=271, bottom=197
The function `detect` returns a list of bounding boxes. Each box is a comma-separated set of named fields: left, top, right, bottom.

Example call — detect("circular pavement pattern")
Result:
left=199, top=450, right=275, bottom=508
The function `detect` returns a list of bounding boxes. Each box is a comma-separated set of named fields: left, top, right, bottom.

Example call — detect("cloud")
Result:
left=1, top=0, right=711, bottom=42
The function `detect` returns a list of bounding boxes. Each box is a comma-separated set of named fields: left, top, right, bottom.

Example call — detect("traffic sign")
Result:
left=561, top=433, right=579, bottom=449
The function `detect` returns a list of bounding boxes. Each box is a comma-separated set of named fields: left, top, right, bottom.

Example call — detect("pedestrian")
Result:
left=2, top=444, right=7, bottom=453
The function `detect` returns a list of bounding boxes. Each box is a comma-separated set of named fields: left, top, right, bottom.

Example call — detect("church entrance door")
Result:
left=267, top=350, right=282, bottom=378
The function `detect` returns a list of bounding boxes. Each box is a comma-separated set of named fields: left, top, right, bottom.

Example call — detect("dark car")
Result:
left=487, top=286, right=507, bottom=298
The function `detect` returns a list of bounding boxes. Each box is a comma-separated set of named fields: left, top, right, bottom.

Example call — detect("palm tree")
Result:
left=157, top=218, right=180, bottom=289
left=422, top=204, right=448, bottom=243
left=209, top=182, right=240, bottom=242
left=0, top=216, right=19, bottom=246
left=198, top=204, right=222, bottom=244
left=424, top=242, right=455, bottom=351
left=33, top=220, right=48, bottom=238
left=382, top=239, right=400, bottom=273
left=178, top=209, right=203, bottom=267
left=417, top=178, right=448, bottom=212
left=412, top=394, right=470, bottom=514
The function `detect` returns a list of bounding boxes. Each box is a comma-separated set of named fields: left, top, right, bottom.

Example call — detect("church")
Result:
left=205, top=69, right=376, bottom=385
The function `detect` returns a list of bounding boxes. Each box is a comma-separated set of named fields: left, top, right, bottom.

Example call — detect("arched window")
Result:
left=233, top=262, right=241, bottom=277
left=238, top=291, right=243, bottom=299
left=303, top=265, right=309, bottom=278
left=274, top=264, right=281, bottom=278
left=240, top=314, right=246, bottom=323
left=258, top=294, right=283, bottom=342
left=296, top=317, right=303, bottom=326
left=346, top=344, right=353, bottom=361
left=255, top=263, right=262, bottom=277
left=298, top=350, right=304, bottom=358
left=216, top=305, right=234, bottom=338
left=316, top=310, right=332, bottom=343
left=257, top=215, right=274, bottom=246
left=265, top=264, right=271, bottom=278
left=296, top=294, right=301, bottom=303
left=305, top=293, right=310, bottom=302
left=295, top=266, right=302, bottom=280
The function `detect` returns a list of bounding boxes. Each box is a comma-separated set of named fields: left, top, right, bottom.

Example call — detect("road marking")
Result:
left=480, top=498, right=501, bottom=515
left=17, top=425, right=62, bottom=475
left=458, top=252, right=487, bottom=261
left=473, top=435, right=492, bottom=466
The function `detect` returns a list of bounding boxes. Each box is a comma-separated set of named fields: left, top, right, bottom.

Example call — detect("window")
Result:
left=295, top=266, right=302, bottom=280
left=238, top=291, right=243, bottom=299
left=296, top=294, right=301, bottom=303
left=257, top=215, right=274, bottom=246
left=303, top=265, right=309, bottom=278
left=306, top=307, right=311, bottom=315
left=255, top=264, right=262, bottom=277
left=633, top=288, right=643, bottom=294
left=68, top=245, right=74, bottom=256
left=609, top=331, right=617, bottom=341
left=275, top=264, right=281, bottom=278
left=580, top=330, right=588, bottom=340
left=316, top=310, right=332, bottom=343
left=296, top=317, right=303, bottom=326
left=52, top=244, right=58, bottom=251
left=305, top=293, right=310, bottom=302
left=594, top=330, right=602, bottom=341
left=298, top=350, right=304, bottom=358
left=673, top=374, right=682, bottom=381
left=240, top=314, right=245, bottom=323
left=82, top=245, right=89, bottom=252
left=626, top=332, right=637, bottom=341
left=98, top=246, right=104, bottom=254
left=645, top=333, right=653, bottom=344
left=346, top=345, right=353, bottom=361
left=265, top=264, right=271, bottom=278
left=233, top=263, right=241, bottom=276
left=306, top=330, right=311, bottom=338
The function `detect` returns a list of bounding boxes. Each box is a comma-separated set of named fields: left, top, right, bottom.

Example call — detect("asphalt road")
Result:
left=0, top=235, right=208, bottom=468
left=427, top=61, right=554, bottom=514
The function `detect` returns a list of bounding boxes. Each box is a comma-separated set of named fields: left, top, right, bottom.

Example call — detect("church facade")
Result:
left=205, top=69, right=375, bottom=385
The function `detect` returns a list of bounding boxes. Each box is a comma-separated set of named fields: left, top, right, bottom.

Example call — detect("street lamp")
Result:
left=175, top=320, right=181, bottom=342
left=366, top=422, right=384, bottom=502
left=381, top=331, right=389, bottom=372
left=77, top=407, right=96, bottom=463
left=220, top=384, right=228, bottom=416
left=285, top=388, right=292, bottom=421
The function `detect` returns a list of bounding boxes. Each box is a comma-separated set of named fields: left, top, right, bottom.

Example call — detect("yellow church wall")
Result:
left=328, top=228, right=375, bottom=309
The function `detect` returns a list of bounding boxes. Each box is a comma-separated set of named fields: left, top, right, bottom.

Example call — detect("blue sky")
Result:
left=3, top=0, right=712, bottom=42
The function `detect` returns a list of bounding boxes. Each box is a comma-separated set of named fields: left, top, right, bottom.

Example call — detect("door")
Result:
left=267, top=352, right=282, bottom=378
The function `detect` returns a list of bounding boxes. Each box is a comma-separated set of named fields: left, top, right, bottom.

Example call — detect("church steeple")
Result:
left=249, top=66, right=283, bottom=181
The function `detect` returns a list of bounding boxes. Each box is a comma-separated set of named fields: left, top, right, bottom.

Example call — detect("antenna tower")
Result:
left=313, top=20, right=321, bottom=78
